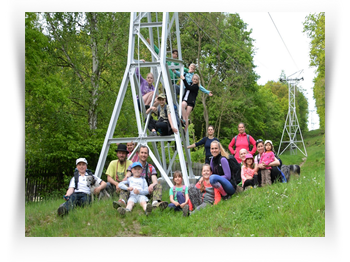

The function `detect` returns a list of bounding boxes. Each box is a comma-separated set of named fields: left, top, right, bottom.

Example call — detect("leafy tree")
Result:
left=303, top=13, right=325, bottom=129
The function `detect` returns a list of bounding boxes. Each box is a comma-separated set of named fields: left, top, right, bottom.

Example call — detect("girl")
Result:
left=168, top=171, right=190, bottom=216
left=241, top=153, right=258, bottom=190
left=180, top=73, right=199, bottom=131
left=126, top=141, right=139, bottom=163
left=187, top=164, right=221, bottom=216
left=258, top=140, right=275, bottom=186
left=187, top=125, right=220, bottom=164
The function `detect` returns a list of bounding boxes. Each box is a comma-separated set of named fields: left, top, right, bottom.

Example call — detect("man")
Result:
left=57, top=158, right=107, bottom=216
left=113, top=145, right=168, bottom=210
left=105, top=144, right=133, bottom=197
left=146, top=93, right=178, bottom=136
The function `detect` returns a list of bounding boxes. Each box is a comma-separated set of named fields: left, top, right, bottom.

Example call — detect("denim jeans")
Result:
left=168, top=191, right=186, bottom=211
left=209, top=175, right=235, bottom=195
left=63, top=192, right=91, bottom=212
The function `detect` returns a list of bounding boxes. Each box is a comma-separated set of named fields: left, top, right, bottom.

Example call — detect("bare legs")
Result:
left=181, top=101, right=193, bottom=132
left=143, top=91, right=159, bottom=107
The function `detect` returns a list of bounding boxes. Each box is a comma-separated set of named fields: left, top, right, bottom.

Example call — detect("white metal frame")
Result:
left=277, top=70, right=307, bottom=157
left=94, top=12, right=194, bottom=187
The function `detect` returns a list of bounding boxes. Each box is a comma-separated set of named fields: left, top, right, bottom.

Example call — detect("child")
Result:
left=126, top=141, right=139, bottom=162
left=180, top=73, right=199, bottom=132
left=117, top=162, right=153, bottom=216
left=187, top=164, right=221, bottom=216
left=168, top=171, right=190, bottom=216
left=241, top=153, right=258, bottom=190
left=259, top=140, right=275, bottom=186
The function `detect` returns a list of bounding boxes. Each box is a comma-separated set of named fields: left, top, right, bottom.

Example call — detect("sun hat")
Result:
left=131, top=162, right=143, bottom=169
left=244, top=153, right=254, bottom=162
left=76, top=158, right=88, bottom=165
left=115, top=143, right=129, bottom=153
left=264, top=140, right=273, bottom=146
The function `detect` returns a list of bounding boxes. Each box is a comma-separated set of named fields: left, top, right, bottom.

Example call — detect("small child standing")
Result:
left=187, top=164, right=221, bottom=216
left=241, top=153, right=258, bottom=190
left=117, top=162, right=153, bottom=216
left=168, top=171, right=190, bottom=216
left=259, top=140, right=275, bottom=186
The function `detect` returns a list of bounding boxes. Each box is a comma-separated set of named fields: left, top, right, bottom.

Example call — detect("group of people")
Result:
left=57, top=122, right=284, bottom=218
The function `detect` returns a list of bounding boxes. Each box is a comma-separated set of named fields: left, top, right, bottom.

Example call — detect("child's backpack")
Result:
left=172, top=185, right=186, bottom=199
left=158, top=104, right=180, bottom=128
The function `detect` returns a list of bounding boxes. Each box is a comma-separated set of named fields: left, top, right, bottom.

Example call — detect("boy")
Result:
left=117, top=162, right=153, bottom=216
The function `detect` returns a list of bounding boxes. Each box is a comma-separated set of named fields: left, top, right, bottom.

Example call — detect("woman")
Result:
left=254, top=139, right=281, bottom=185
left=136, top=59, right=159, bottom=108
left=209, top=141, right=235, bottom=199
left=228, top=122, right=257, bottom=164
left=187, top=125, right=219, bottom=164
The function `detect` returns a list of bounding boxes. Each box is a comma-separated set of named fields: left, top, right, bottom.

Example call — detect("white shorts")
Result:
left=128, top=194, right=148, bottom=204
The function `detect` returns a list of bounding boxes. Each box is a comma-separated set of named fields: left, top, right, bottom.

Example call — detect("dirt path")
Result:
left=300, top=157, right=307, bottom=167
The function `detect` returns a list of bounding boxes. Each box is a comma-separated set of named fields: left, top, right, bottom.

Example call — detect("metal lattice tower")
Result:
left=94, top=12, right=194, bottom=187
left=277, top=70, right=307, bottom=157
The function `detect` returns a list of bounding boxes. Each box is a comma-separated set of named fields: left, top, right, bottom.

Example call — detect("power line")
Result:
left=268, top=12, right=299, bottom=70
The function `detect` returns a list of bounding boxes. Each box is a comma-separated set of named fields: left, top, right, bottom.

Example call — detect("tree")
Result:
left=303, top=13, right=325, bottom=129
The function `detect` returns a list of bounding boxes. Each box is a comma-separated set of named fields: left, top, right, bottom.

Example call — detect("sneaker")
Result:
left=113, top=200, right=126, bottom=209
left=117, top=207, right=126, bottom=216
left=150, top=131, right=158, bottom=136
left=57, top=205, right=67, bottom=216
left=145, top=203, right=153, bottom=216
left=222, top=195, right=232, bottom=201
left=236, top=186, right=244, bottom=193
left=183, top=204, right=189, bottom=217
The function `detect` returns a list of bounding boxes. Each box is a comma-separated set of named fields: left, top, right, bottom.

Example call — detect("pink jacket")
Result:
left=228, top=133, right=256, bottom=163
left=241, top=165, right=255, bottom=186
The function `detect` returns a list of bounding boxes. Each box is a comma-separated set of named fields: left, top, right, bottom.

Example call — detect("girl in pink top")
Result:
left=258, top=140, right=275, bottom=186
left=241, top=154, right=258, bottom=190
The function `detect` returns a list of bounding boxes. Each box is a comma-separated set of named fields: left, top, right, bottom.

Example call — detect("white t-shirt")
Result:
left=119, top=176, right=149, bottom=197
left=68, top=173, right=102, bottom=195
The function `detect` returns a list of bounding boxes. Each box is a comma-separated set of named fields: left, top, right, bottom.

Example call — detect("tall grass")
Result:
left=25, top=129, right=325, bottom=237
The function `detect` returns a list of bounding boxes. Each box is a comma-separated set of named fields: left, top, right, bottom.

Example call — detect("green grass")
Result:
left=25, top=129, right=325, bottom=237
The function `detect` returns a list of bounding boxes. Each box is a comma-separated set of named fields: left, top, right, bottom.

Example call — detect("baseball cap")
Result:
left=76, top=158, right=88, bottom=165
left=131, top=162, right=143, bottom=169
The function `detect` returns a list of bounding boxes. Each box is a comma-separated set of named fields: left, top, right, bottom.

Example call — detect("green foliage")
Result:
left=303, top=13, right=325, bottom=129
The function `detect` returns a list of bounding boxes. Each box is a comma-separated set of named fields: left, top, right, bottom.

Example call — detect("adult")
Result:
left=135, top=59, right=160, bottom=108
left=57, top=158, right=107, bottom=216
left=146, top=93, right=178, bottom=136
left=105, top=144, right=133, bottom=197
left=187, top=125, right=219, bottom=164
left=254, top=139, right=282, bottom=185
left=228, top=122, right=257, bottom=164
left=209, top=141, right=236, bottom=199
left=173, top=63, right=213, bottom=97
left=113, top=145, right=168, bottom=209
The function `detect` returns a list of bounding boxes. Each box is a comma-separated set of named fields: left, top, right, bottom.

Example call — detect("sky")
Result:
left=238, top=12, right=320, bottom=130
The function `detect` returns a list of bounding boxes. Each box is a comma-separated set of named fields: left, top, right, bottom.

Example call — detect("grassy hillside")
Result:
left=25, top=129, right=325, bottom=237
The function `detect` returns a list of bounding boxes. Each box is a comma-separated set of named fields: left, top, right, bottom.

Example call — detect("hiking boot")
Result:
left=236, top=186, right=244, bottom=193
left=57, top=205, right=67, bottom=216
left=145, top=203, right=152, bottom=216
left=157, top=201, right=168, bottom=211
left=117, top=207, right=126, bottom=216
left=113, top=200, right=126, bottom=209
left=183, top=204, right=189, bottom=217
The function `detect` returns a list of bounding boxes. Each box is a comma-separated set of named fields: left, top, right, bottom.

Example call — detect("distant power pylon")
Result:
left=277, top=70, right=307, bottom=157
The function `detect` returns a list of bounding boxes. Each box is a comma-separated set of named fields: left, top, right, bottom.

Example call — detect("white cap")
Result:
left=76, top=158, right=88, bottom=165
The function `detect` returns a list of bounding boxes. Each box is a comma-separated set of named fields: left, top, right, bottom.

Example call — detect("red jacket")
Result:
left=228, top=133, right=256, bottom=163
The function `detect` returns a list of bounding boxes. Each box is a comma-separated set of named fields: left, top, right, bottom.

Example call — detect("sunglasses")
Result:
left=256, top=139, right=263, bottom=143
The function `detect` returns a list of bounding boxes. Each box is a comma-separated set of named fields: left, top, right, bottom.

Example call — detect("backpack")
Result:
left=158, top=104, right=180, bottom=128
left=144, top=163, right=154, bottom=186
left=218, top=155, right=241, bottom=190
left=172, top=185, right=186, bottom=199
left=74, top=169, right=94, bottom=190
left=234, top=134, right=251, bottom=151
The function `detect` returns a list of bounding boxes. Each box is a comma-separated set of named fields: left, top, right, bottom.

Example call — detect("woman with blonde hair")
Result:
left=208, top=141, right=235, bottom=199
